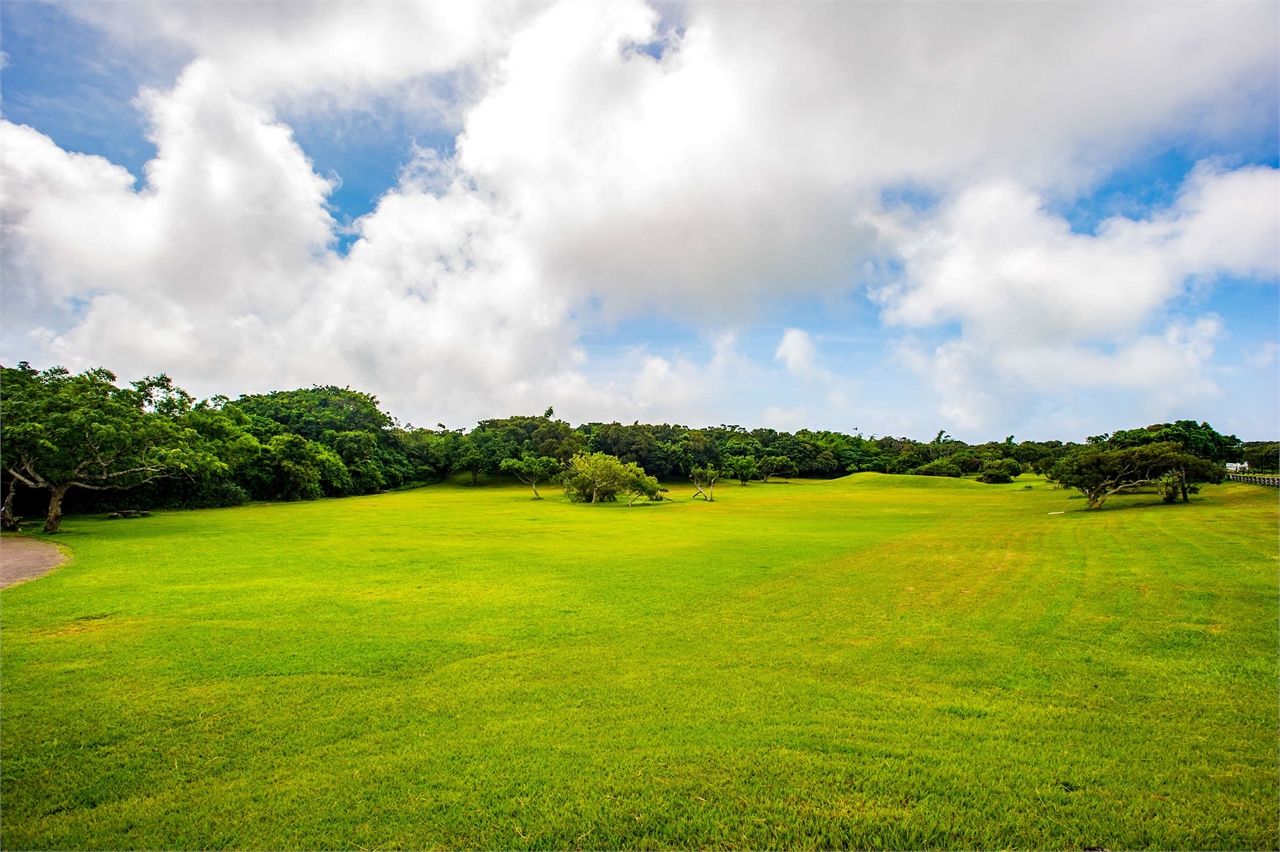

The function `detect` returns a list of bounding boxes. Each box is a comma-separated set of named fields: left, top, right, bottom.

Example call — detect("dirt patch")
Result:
left=1, top=537, right=67, bottom=588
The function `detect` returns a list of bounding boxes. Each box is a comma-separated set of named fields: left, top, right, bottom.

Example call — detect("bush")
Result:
left=977, top=468, right=1013, bottom=484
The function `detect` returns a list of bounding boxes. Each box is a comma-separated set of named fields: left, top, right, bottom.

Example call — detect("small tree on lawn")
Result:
left=621, top=463, right=663, bottom=506
left=723, top=455, right=758, bottom=485
left=1, top=363, right=220, bottom=532
left=757, top=455, right=797, bottom=483
left=562, top=452, right=629, bottom=503
left=500, top=454, right=563, bottom=499
left=690, top=465, right=719, bottom=501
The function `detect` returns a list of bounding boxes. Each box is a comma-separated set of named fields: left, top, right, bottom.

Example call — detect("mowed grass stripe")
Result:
left=1, top=476, right=1275, bottom=849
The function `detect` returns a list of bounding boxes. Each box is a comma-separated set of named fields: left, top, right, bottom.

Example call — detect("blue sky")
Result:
left=2, top=1, right=1276, bottom=440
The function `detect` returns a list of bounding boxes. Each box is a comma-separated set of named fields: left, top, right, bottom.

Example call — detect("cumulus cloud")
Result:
left=65, top=2, right=537, bottom=114
left=871, top=165, right=1278, bottom=427
left=774, top=329, right=822, bottom=379
left=2, top=1, right=1277, bottom=431
left=0, top=65, right=581, bottom=417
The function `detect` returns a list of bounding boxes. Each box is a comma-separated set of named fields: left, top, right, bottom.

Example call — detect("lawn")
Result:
left=1, top=475, right=1276, bottom=849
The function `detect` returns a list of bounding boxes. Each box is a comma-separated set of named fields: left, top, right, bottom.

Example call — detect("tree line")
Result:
left=2, top=362, right=1272, bottom=531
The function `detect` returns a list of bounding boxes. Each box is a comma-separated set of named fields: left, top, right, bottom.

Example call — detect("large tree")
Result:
left=1, top=364, right=219, bottom=532
left=1047, top=441, right=1205, bottom=509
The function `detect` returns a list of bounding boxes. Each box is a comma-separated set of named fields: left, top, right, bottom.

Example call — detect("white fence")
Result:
left=1226, top=474, right=1280, bottom=487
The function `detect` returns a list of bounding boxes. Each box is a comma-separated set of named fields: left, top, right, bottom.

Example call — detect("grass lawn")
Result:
left=1, top=475, right=1276, bottom=849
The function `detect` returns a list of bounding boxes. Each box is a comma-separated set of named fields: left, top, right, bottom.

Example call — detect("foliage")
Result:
left=758, top=455, right=798, bottom=482
left=723, top=455, right=759, bottom=485
left=562, top=452, right=630, bottom=503
left=3, top=359, right=1257, bottom=522
left=1047, top=442, right=1212, bottom=509
left=0, top=364, right=221, bottom=531
left=1102, top=420, right=1243, bottom=464
left=916, top=459, right=962, bottom=478
left=499, top=454, right=563, bottom=499
left=1243, top=441, right=1279, bottom=473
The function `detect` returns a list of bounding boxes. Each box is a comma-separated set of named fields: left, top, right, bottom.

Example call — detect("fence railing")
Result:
left=1226, top=473, right=1280, bottom=487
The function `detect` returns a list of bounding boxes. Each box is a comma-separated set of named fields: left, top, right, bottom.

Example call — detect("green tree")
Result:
left=757, top=455, right=798, bottom=482
left=621, top=463, right=664, bottom=506
left=500, top=454, right=563, bottom=499
left=916, top=458, right=962, bottom=477
left=1, top=364, right=220, bottom=532
left=322, top=430, right=385, bottom=494
left=1106, top=421, right=1243, bottom=465
left=562, top=452, right=632, bottom=503
left=1048, top=442, right=1189, bottom=509
left=690, top=465, right=720, bottom=501
left=1244, top=441, right=1279, bottom=473
left=723, top=455, right=758, bottom=485
left=246, top=434, right=351, bottom=501
left=453, top=436, right=486, bottom=485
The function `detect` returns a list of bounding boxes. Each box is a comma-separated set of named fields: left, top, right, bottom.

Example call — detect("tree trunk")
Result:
left=1, top=482, right=19, bottom=531
left=1179, top=469, right=1190, bottom=503
left=707, top=481, right=714, bottom=502
left=531, top=481, right=541, bottom=499
left=471, top=469, right=478, bottom=486
left=44, top=484, right=71, bottom=533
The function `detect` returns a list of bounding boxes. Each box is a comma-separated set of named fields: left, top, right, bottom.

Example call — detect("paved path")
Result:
left=1, top=537, right=66, bottom=588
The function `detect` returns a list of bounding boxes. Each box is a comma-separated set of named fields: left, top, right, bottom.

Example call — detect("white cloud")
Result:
left=2, top=1, right=1277, bottom=432
left=870, top=165, right=1278, bottom=427
left=775, top=329, right=821, bottom=379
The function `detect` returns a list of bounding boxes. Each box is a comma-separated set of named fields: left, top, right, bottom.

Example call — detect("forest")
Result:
left=1, top=361, right=1273, bottom=530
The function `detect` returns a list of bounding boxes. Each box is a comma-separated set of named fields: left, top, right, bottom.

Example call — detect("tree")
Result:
left=1160, top=451, right=1225, bottom=503
left=757, top=455, right=798, bottom=483
left=1244, top=441, right=1279, bottom=473
left=976, top=457, right=1022, bottom=484
left=916, top=458, right=962, bottom=477
left=1107, top=421, right=1243, bottom=465
left=562, top=452, right=635, bottom=503
left=1, top=364, right=220, bottom=532
left=621, top=463, right=663, bottom=506
left=323, top=430, right=385, bottom=494
left=500, top=454, right=563, bottom=499
left=1047, top=442, right=1187, bottom=509
left=244, top=434, right=351, bottom=501
left=723, top=455, right=758, bottom=485
left=690, top=465, right=719, bottom=501
left=452, top=436, right=486, bottom=485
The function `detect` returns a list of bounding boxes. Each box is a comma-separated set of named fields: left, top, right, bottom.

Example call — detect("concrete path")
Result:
left=1, top=537, right=66, bottom=588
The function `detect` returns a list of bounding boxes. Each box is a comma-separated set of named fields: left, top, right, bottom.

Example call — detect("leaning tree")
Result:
left=1, top=363, right=219, bottom=532
left=1047, top=441, right=1201, bottom=510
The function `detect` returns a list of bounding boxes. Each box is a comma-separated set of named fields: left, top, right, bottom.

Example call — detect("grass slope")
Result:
left=1, top=476, right=1276, bottom=849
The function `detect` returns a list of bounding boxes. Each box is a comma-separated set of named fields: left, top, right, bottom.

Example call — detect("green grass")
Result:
left=2, top=475, right=1276, bottom=849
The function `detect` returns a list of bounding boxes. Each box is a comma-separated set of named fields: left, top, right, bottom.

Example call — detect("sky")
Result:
left=1, top=1, right=1277, bottom=441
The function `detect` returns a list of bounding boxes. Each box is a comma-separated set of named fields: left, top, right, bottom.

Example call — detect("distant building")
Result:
left=1226, top=462, right=1250, bottom=472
